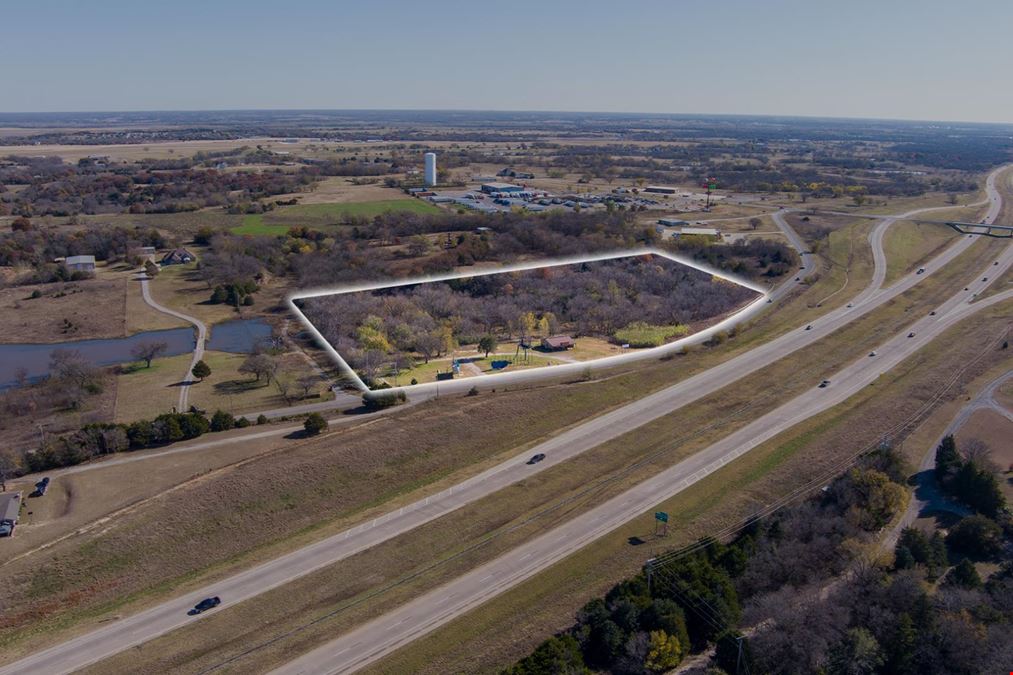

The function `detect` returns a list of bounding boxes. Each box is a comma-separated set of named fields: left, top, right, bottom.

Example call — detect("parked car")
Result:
left=0, top=519, right=14, bottom=537
left=188, top=596, right=221, bottom=615
left=527, top=453, right=546, bottom=465
left=34, top=477, right=50, bottom=497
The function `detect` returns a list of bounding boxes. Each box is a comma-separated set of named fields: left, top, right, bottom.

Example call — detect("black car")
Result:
left=189, top=596, right=221, bottom=615
left=527, top=453, right=546, bottom=465
left=819, top=380, right=830, bottom=388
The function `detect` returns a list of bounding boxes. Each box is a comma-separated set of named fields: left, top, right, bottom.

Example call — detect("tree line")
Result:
left=504, top=444, right=1012, bottom=674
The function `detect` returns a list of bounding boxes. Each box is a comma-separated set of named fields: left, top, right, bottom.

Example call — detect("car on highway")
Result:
left=527, top=453, right=546, bottom=465
left=805, top=324, right=812, bottom=331
left=930, top=311, right=937, bottom=316
left=819, top=380, right=830, bottom=388
left=188, top=596, right=221, bottom=615
left=869, top=351, right=877, bottom=357
left=916, top=267, right=925, bottom=274
left=908, top=332, right=915, bottom=338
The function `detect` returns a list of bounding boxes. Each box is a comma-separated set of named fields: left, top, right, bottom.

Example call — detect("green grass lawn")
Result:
left=232, top=199, right=442, bottom=235
left=614, top=322, right=689, bottom=348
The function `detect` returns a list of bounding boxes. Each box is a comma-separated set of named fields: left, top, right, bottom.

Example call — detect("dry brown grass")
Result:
left=1, top=223, right=1005, bottom=660
left=82, top=301, right=1013, bottom=675
left=956, top=409, right=1013, bottom=469
left=69, top=239, right=1012, bottom=672
left=0, top=277, right=126, bottom=344
left=356, top=305, right=1011, bottom=675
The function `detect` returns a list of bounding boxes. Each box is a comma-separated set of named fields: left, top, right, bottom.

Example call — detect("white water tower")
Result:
left=424, top=152, right=437, bottom=186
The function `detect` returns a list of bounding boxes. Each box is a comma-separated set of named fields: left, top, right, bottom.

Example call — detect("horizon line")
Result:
left=1, top=107, right=1012, bottom=128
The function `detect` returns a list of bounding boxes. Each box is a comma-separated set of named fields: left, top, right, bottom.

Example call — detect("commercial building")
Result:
left=424, top=152, right=437, bottom=187
left=65, top=255, right=96, bottom=272
left=657, top=218, right=689, bottom=227
left=480, top=182, right=524, bottom=194
left=644, top=185, right=679, bottom=194
left=656, top=224, right=720, bottom=240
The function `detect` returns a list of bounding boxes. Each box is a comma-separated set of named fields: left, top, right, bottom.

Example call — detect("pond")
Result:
left=0, top=318, right=272, bottom=388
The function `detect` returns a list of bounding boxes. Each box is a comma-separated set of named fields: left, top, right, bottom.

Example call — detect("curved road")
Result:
left=138, top=274, right=207, bottom=411
left=2, top=167, right=1007, bottom=675
left=884, top=369, right=1013, bottom=550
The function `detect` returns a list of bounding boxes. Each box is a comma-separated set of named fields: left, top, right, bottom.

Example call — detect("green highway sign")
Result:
left=654, top=511, right=669, bottom=523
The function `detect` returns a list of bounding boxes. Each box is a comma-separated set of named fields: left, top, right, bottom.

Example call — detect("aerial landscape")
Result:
left=0, top=2, right=1011, bottom=674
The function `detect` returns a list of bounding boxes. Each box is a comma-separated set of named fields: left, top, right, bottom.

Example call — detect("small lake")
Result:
left=0, top=318, right=272, bottom=388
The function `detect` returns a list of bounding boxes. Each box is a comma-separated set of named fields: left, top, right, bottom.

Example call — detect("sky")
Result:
left=3, top=0, right=1013, bottom=123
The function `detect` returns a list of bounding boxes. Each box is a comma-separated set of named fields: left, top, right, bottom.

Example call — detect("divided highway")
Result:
left=279, top=277, right=1012, bottom=675
left=1, top=167, right=1007, bottom=675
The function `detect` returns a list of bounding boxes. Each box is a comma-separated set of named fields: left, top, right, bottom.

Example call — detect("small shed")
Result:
left=541, top=335, right=575, bottom=351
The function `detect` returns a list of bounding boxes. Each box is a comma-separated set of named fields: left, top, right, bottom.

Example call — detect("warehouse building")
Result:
left=480, top=180, right=522, bottom=193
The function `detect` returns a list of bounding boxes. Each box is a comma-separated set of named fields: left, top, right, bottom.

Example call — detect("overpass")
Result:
left=944, top=220, right=1013, bottom=238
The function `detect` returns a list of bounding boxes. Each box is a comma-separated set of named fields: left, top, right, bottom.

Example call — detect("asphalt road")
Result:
left=275, top=238, right=1013, bottom=675
left=138, top=274, right=207, bottom=411
left=884, top=369, right=1013, bottom=550
left=2, top=167, right=1007, bottom=675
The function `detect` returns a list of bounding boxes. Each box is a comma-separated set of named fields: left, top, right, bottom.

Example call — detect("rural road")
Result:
left=884, top=369, right=1013, bottom=550
left=276, top=259, right=1013, bottom=675
left=138, top=273, right=207, bottom=411
left=2, top=167, right=1007, bottom=675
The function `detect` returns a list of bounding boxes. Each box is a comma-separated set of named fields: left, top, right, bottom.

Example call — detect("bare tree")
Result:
left=297, top=374, right=319, bottom=399
left=130, top=340, right=168, bottom=368
left=239, top=354, right=276, bottom=383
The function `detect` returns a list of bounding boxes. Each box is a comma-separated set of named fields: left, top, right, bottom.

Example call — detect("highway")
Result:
left=0, top=167, right=1006, bottom=675
left=275, top=220, right=1012, bottom=675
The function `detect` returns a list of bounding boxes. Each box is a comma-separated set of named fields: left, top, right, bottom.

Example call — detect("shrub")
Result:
left=256, top=414, right=268, bottom=425
left=303, top=412, right=328, bottom=436
left=363, top=390, right=407, bottom=410
left=947, top=515, right=1003, bottom=557
left=210, top=409, right=235, bottom=432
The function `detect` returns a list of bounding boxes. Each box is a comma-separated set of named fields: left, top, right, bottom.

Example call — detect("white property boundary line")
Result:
left=286, top=247, right=771, bottom=395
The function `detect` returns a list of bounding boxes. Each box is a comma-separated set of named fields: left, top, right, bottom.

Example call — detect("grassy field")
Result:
left=80, top=298, right=1013, bottom=675
left=882, top=220, right=958, bottom=284
left=233, top=199, right=442, bottom=235
left=2, top=225, right=1005, bottom=662
left=114, top=350, right=326, bottom=422
left=0, top=276, right=127, bottom=344
left=614, top=322, right=689, bottom=348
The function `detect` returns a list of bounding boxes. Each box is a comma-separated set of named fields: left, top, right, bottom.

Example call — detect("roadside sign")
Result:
left=654, top=511, right=669, bottom=523
left=621, top=343, right=630, bottom=349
